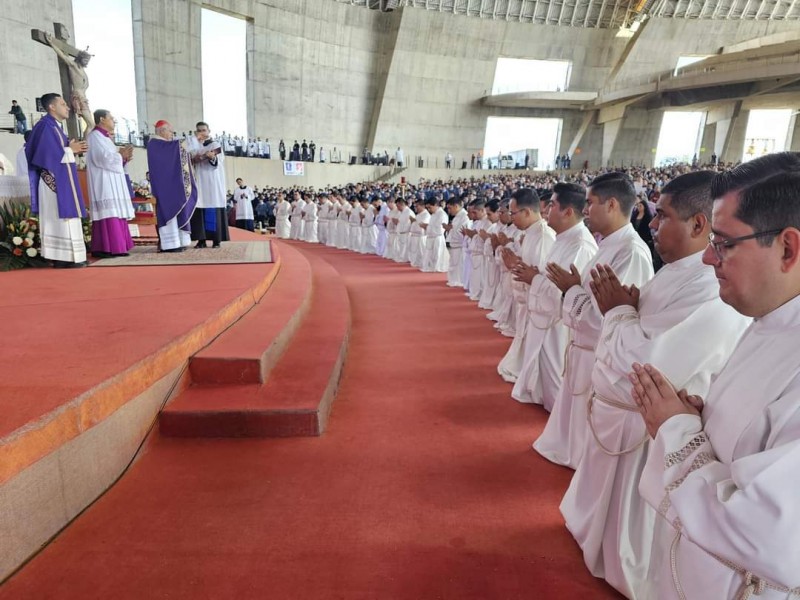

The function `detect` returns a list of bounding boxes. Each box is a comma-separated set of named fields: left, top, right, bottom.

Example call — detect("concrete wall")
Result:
left=613, top=17, right=800, bottom=84
left=4, top=2, right=800, bottom=173
left=0, top=0, right=75, bottom=124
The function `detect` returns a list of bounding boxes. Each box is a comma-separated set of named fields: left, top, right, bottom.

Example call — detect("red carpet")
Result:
left=0, top=243, right=620, bottom=599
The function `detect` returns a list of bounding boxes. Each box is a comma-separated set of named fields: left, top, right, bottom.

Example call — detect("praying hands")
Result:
left=629, top=363, right=704, bottom=438
left=512, top=263, right=539, bottom=284
left=501, top=247, right=521, bottom=270
left=589, top=264, right=640, bottom=315
left=546, top=262, right=581, bottom=293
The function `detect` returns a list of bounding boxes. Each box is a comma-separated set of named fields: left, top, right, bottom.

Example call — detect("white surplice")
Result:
left=638, top=293, right=800, bottom=600
left=534, top=223, right=654, bottom=469
left=446, top=208, right=470, bottom=287
left=423, top=207, right=449, bottom=273
left=497, top=218, right=557, bottom=382
left=186, top=136, right=226, bottom=209
left=86, top=129, right=134, bottom=222
left=511, top=222, right=597, bottom=407
left=275, top=200, right=291, bottom=238
left=386, top=207, right=399, bottom=260
left=318, top=200, right=329, bottom=245
left=561, top=251, right=750, bottom=599
left=233, top=186, right=255, bottom=221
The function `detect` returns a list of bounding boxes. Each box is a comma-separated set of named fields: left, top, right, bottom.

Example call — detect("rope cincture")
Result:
left=587, top=390, right=649, bottom=457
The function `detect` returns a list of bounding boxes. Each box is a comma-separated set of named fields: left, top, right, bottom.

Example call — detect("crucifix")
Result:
left=31, top=23, right=93, bottom=140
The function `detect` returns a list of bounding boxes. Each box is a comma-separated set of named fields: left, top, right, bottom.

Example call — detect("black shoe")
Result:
left=91, top=251, right=113, bottom=258
left=161, top=247, right=185, bottom=253
left=212, top=242, right=221, bottom=248
left=195, top=241, right=208, bottom=249
left=53, top=260, right=88, bottom=269
left=112, top=252, right=130, bottom=257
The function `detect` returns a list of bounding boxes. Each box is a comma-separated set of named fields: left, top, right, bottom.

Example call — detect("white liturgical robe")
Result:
left=187, top=136, right=226, bottom=209
left=336, top=203, right=350, bottom=249
left=422, top=207, right=449, bottom=272
left=497, top=219, right=556, bottom=382
left=395, top=206, right=414, bottom=263
left=409, top=210, right=430, bottom=269
left=478, top=221, right=502, bottom=309
left=348, top=204, right=363, bottom=252
left=467, top=218, right=489, bottom=301
left=511, top=221, right=597, bottom=407
left=275, top=200, right=291, bottom=239
left=534, top=223, right=654, bottom=469
left=561, top=251, right=750, bottom=599
left=638, top=292, right=800, bottom=600
left=446, top=208, right=470, bottom=287
left=360, top=204, right=378, bottom=254
left=233, top=186, right=255, bottom=221
left=488, top=225, right=523, bottom=335
left=290, top=199, right=306, bottom=240
left=302, top=201, right=319, bottom=243
left=86, top=128, right=134, bottom=222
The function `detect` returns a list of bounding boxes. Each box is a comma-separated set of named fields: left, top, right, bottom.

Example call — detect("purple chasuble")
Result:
left=25, top=114, right=86, bottom=219
left=146, top=137, right=198, bottom=230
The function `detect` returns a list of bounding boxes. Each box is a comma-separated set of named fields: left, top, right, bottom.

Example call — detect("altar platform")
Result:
left=0, top=228, right=351, bottom=581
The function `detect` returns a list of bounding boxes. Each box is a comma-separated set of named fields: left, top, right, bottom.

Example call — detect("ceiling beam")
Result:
left=786, top=0, right=797, bottom=18
left=768, top=0, right=782, bottom=18
left=558, top=0, right=568, bottom=24
left=584, top=0, right=594, bottom=26
left=595, top=0, right=609, bottom=27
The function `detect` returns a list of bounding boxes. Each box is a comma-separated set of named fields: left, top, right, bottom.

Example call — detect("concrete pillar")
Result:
left=788, top=111, right=800, bottom=152
left=721, top=108, right=749, bottom=163
left=607, top=108, right=663, bottom=168
left=602, top=119, right=623, bottom=167
left=699, top=121, right=715, bottom=163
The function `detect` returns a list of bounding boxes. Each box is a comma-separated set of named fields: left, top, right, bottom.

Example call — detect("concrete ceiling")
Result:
left=335, top=0, right=800, bottom=28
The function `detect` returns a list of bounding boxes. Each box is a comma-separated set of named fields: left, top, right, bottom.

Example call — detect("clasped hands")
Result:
left=629, top=363, right=704, bottom=438
left=589, top=264, right=640, bottom=314
left=68, top=139, right=88, bottom=154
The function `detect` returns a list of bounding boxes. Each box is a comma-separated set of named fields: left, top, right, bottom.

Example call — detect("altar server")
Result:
left=233, top=178, right=255, bottom=231
left=395, top=197, right=415, bottom=263
left=187, top=122, right=228, bottom=247
left=422, top=196, right=449, bottom=273
left=302, top=195, right=319, bottom=243
left=445, top=196, right=470, bottom=287
left=275, top=192, right=291, bottom=239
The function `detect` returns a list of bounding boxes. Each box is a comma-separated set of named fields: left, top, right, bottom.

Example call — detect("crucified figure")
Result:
left=44, top=31, right=94, bottom=133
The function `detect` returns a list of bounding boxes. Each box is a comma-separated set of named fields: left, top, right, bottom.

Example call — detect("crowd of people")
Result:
left=23, top=89, right=800, bottom=600
left=270, top=154, right=800, bottom=600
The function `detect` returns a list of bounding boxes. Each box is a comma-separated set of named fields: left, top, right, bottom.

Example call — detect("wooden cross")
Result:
left=30, top=23, right=83, bottom=139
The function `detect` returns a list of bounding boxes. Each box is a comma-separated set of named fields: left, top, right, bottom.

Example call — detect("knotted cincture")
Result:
left=737, top=572, right=766, bottom=600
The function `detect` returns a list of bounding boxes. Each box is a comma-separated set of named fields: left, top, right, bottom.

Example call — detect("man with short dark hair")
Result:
left=631, top=153, right=800, bottom=600
left=535, top=172, right=654, bottom=469
left=511, top=182, right=597, bottom=409
left=188, top=121, right=228, bottom=247
left=233, top=177, right=255, bottom=231
left=25, top=93, right=88, bottom=267
left=562, top=171, right=750, bottom=599
left=444, top=197, right=470, bottom=287
left=497, top=188, right=556, bottom=382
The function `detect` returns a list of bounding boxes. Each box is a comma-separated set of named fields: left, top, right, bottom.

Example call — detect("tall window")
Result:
left=655, top=112, right=706, bottom=167
left=742, top=109, right=793, bottom=162
left=73, top=0, right=138, bottom=141
left=201, top=9, right=247, bottom=138
left=483, top=117, right=562, bottom=170
left=491, top=58, right=572, bottom=95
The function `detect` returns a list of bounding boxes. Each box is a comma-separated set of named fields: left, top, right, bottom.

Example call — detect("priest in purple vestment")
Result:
left=145, top=120, right=198, bottom=252
left=25, top=93, right=89, bottom=268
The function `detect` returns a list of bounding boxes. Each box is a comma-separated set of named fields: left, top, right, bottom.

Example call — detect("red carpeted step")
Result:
left=159, top=249, right=350, bottom=437
left=188, top=242, right=313, bottom=385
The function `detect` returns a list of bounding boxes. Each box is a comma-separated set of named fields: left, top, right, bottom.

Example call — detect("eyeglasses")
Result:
left=707, top=229, right=783, bottom=262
